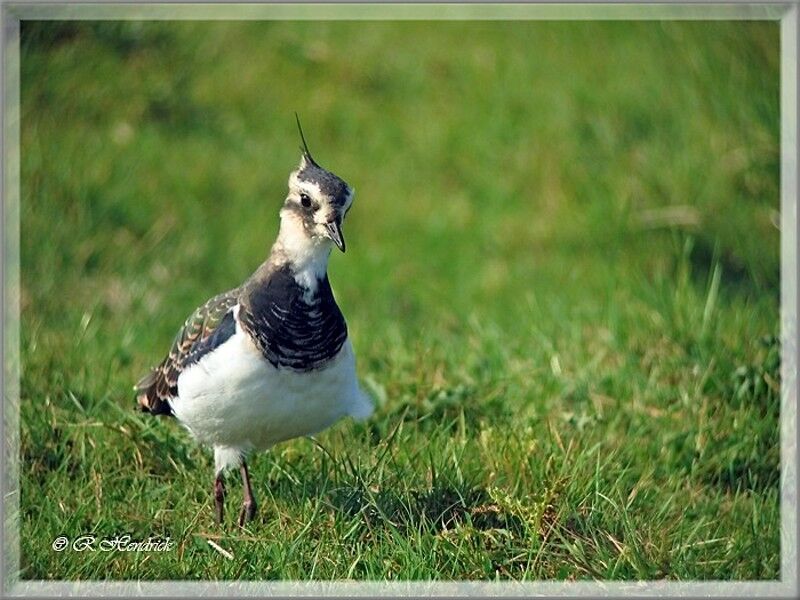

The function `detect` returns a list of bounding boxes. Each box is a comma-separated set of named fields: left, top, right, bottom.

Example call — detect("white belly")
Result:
left=171, top=326, right=372, bottom=455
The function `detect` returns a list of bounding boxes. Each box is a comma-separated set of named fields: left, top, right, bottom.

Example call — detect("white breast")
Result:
left=171, top=318, right=373, bottom=455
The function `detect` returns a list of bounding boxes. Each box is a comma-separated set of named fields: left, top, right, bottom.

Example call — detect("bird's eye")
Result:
left=300, top=193, right=312, bottom=209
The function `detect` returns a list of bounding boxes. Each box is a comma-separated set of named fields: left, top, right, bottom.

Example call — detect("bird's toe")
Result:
left=237, top=500, right=257, bottom=527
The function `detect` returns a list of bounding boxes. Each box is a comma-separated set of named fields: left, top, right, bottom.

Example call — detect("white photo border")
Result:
left=2, top=2, right=796, bottom=597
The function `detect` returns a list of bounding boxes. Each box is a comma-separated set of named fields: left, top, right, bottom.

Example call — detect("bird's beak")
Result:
left=325, top=218, right=346, bottom=252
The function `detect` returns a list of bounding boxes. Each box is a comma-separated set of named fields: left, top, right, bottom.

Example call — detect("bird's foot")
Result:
left=237, top=499, right=257, bottom=527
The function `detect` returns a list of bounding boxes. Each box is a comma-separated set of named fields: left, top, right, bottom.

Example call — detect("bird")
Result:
left=134, top=117, right=373, bottom=527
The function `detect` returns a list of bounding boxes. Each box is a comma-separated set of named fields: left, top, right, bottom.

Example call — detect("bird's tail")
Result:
left=134, top=368, right=174, bottom=416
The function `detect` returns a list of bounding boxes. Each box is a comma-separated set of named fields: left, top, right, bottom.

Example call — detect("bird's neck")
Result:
left=268, top=213, right=332, bottom=291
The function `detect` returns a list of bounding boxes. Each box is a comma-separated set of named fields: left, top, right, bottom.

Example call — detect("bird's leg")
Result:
left=214, top=472, right=226, bottom=524
left=237, top=459, right=258, bottom=527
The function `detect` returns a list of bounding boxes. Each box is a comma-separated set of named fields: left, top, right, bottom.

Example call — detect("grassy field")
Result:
left=17, top=20, right=781, bottom=580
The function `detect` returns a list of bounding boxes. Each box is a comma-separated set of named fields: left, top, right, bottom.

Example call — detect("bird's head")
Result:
left=279, top=117, right=354, bottom=254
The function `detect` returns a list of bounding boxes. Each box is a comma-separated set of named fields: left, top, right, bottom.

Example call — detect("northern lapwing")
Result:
left=135, top=117, right=373, bottom=526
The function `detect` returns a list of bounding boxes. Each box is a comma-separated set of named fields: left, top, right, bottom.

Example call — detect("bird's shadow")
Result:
left=247, top=459, right=527, bottom=536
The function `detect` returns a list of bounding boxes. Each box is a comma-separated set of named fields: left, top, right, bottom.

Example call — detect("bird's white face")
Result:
left=281, top=155, right=354, bottom=253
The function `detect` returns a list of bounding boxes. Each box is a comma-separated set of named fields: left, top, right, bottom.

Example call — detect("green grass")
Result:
left=17, top=20, right=780, bottom=580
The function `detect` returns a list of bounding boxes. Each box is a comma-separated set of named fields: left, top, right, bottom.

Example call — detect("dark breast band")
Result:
left=239, top=266, right=348, bottom=371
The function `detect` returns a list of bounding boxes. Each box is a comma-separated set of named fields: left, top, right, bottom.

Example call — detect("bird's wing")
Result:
left=135, top=288, right=240, bottom=415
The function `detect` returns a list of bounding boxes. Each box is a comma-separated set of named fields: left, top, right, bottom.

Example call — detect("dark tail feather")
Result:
left=134, top=369, right=174, bottom=416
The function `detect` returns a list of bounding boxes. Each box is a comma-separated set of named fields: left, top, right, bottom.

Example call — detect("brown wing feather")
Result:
left=135, top=289, right=240, bottom=416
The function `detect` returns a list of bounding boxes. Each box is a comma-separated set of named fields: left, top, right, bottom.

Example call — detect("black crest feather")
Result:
left=295, top=113, right=318, bottom=167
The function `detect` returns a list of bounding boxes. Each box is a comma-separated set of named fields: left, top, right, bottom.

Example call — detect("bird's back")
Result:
left=135, top=288, right=241, bottom=415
